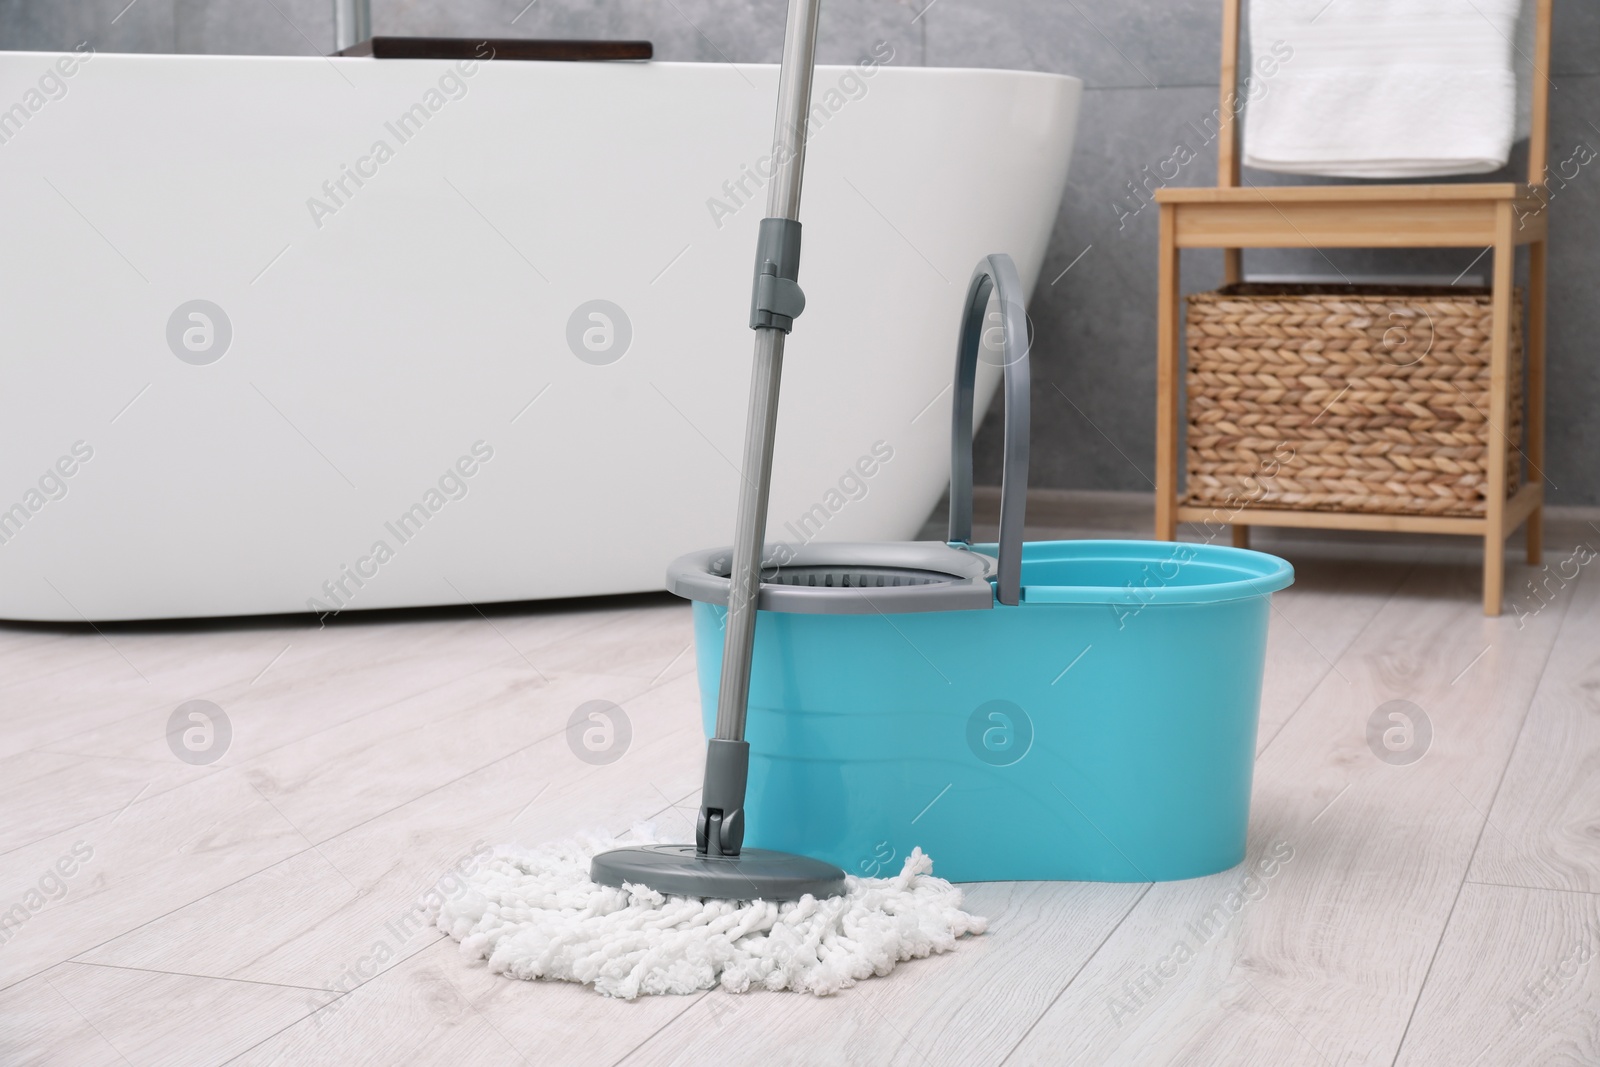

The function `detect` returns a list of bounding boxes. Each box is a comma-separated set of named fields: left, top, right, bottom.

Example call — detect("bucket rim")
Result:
left=668, top=539, right=1293, bottom=611
left=976, top=538, right=1295, bottom=606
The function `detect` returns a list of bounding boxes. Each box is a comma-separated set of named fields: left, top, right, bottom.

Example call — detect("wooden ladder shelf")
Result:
left=1152, top=0, right=1553, bottom=615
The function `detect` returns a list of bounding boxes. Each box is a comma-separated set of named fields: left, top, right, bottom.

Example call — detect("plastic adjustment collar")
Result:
left=749, top=217, right=806, bottom=332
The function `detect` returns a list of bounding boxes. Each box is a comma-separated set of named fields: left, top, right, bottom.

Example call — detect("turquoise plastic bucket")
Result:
left=669, top=254, right=1292, bottom=884
left=686, top=538, right=1293, bottom=883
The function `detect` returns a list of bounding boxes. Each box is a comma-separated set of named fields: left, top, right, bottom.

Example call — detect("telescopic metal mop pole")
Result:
left=696, top=0, right=822, bottom=860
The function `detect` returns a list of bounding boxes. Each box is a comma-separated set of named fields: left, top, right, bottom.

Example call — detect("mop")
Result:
left=430, top=0, right=984, bottom=998
left=431, top=829, right=984, bottom=998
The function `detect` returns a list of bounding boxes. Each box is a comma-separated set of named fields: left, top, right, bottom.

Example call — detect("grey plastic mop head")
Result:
left=590, top=844, right=847, bottom=901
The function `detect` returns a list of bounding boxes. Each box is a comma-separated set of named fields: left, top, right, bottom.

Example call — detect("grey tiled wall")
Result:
left=5, top=0, right=1598, bottom=505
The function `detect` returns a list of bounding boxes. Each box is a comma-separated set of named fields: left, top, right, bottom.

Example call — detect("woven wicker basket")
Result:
left=1184, top=284, right=1523, bottom=518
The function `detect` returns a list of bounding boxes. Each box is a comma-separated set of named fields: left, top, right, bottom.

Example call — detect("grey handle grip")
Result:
left=948, top=253, right=1030, bottom=607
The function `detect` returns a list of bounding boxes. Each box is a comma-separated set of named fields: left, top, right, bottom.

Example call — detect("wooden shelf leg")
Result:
left=1155, top=203, right=1181, bottom=542
left=1484, top=204, right=1515, bottom=616
left=1231, top=524, right=1250, bottom=549
left=1485, top=527, right=1506, bottom=617
left=1526, top=237, right=1547, bottom=566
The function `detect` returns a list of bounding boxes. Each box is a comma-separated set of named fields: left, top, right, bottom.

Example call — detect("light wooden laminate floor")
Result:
left=2, top=503, right=1597, bottom=1066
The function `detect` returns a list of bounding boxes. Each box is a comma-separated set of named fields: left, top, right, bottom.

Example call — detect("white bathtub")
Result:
left=0, top=49, right=1079, bottom=621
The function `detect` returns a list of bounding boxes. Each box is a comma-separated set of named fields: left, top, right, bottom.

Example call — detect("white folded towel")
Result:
left=1243, top=0, right=1532, bottom=179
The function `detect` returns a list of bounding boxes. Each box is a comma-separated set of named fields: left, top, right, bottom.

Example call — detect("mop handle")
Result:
left=713, top=0, right=823, bottom=743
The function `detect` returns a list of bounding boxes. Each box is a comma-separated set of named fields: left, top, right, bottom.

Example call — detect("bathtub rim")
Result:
left=0, top=47, right=1083, bottom=94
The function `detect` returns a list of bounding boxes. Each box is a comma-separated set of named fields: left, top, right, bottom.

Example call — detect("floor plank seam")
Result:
left=330, top=787, right=713, bottom=1067
left=304, top=710, right=699, bottom=855
left=40, top=972, right=138, bottom=1067
left=28, top=747, right=172, bottom=767
left=213, top=932, right=449, bottom=1067
left=10, top=615, right=679, bottom=862
left=995, top=882, right=1155, bottom=1067
left=4, top=624, right=335, bottom=747
left=1386, top=570, right=1581, bottom=1067
left=1453, top=565, right=1597, bottom=893
left=0, top=643, right=524, bottom=857
left=35, top=837, right=338, bottom=994
left=607, top=788, right=701, bottom=856
left=211, top=997, right=345, bottom=1064
left=0, top=644, right=158, bottom=699
left=434, top=961, right=542, bottom=1067
left=20, top=614, right=524, bottom=771
left=1254, top=556, right=1423, bottom=760
left=1386, top=799, right=1488, bottom=1066
left=60, top=958, right=332, bottom=992
left=25, top=723, right=698, bottom=998
left=608, top=990, right=714, bottom=1067
left=1463, top=879, right=1600, bottom=898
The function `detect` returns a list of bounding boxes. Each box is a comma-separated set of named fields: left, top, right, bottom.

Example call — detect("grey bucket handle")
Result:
left=948, top=253, right=1030, bottom=607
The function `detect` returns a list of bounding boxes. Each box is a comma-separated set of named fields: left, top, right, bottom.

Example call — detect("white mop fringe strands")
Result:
left=430, top=829, right=986, bottom=999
